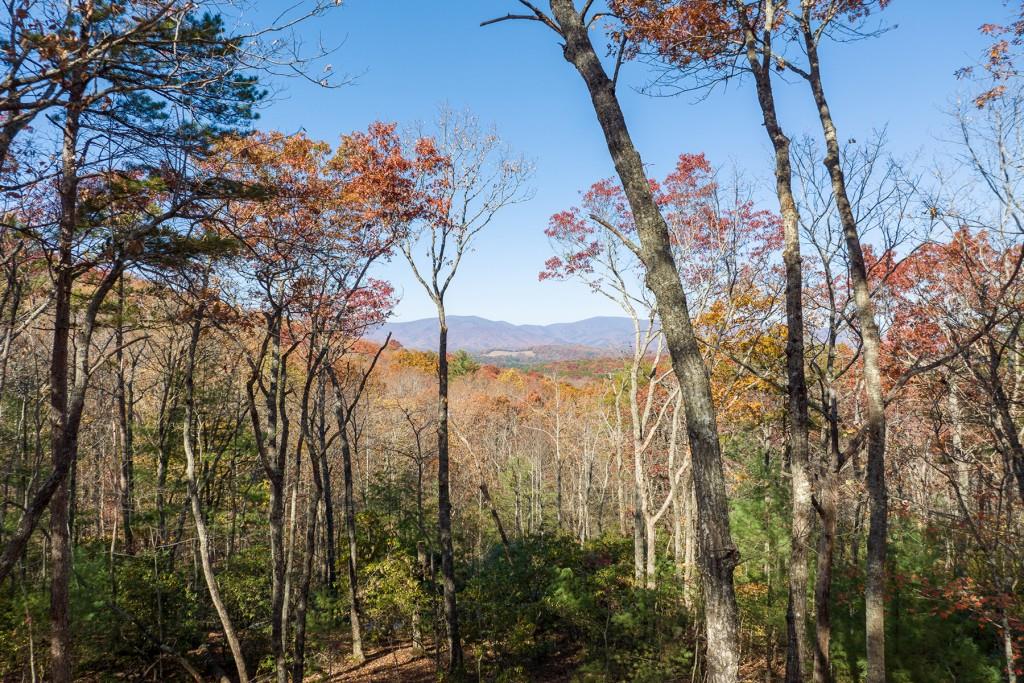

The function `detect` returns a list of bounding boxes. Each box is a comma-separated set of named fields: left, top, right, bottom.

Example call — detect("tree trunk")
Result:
left=292, top=464, right=320, bottom=682
left=546, top=3, right=740, bottom=680
left=801, top=15, right=888, bottom=682
left=247, top=311, right=289, bottom=683
left=813, top=393, right=840, bottom=683
left=989, top=354, right=1024, bottom=502
left=634, top=470, right=646, bottom=585
left=184, top=311, right=249, bottom=683
left=49, top=83, right=85, bottom=683
left=737, top=16, right=813, bottom=678
left=413, top=541, right=427, bottom=651
left=645, top=517, right=658, bottom=589
left=335, top=400, right=364, bottom=663
left=1003, top=608, right=1018, bottom=683
left=436, top=311, right=463, bottom=673
left=115, top=278, right=135, bottom=555
left=321, top=445, right=337, bottom=590
left=480, top=482, right=513, bottom=564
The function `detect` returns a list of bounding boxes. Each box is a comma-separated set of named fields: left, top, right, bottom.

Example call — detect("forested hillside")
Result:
left=366, top=316, right=649, bottom=355
left=1, top=1, right=1023, bottom=682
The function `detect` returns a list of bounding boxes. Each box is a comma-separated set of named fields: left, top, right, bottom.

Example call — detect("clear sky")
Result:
left=252, top=0, right=1002, bottom=325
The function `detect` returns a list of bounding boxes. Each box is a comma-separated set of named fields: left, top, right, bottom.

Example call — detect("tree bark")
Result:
left=115, top=277, right=135, bottom=555
left=48, top=79, right=86, bottom=683
left=246, top=310, right=289, bottom=683
left=436, top=311, right=463, bottom=673
left=333, top=395, right=364, bottom=663
left=800, top=14, right=888, bottom=682
left=292, top=458, right=320, bottom=683
left=546, top=3, right=740, bottom=679
left=813, top=393, right=840, bottom=683
left=735, top=10, right=813, bottom=677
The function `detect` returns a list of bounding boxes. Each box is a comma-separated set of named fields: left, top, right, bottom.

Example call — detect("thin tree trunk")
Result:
left=413, top=541, right=427, bottom=651
left=801, top=15, right=888, bottom=681
left=813, top=392, right=840, bottom=683
left=115, top=277, right=135, bottom=555
left=184, top=311, right=249, bottom=683
left=292, top=464, right=320, bottom=682
left=335, top=399, right=364, bottom=663
left=736, top=11, right=812, bottom=677
left=246, top=310, right=289, bottom=683
left=436, top=311, right=463, bottom=673
left=480, top=482, right=513, bottom=564
left=321, top=446, right=337, bottom=590
left=546, top=4, right=740, bottom=679
left=614, top=398, right=627, bottom=537
left=1002, top=608, right=1018, bottom=683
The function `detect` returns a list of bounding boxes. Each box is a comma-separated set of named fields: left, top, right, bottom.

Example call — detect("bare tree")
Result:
left=400, top=107, right=532, bottom=673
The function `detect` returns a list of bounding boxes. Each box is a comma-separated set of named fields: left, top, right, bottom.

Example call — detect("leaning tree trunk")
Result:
left=436, top=308, right=463, bottom=673
left=183, top=311, right=249, bottom=683
left=547, top=3, right=740, bottom=680
left=801, top=15, right=888, bottom=682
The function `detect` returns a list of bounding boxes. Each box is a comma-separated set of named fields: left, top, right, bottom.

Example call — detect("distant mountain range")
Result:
left=367, top=315, right=651, bottom=359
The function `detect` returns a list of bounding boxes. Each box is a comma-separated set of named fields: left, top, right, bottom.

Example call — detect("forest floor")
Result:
left=321, top=643, right=435, bottom=682
left=316, top=640, right=579, bottom=682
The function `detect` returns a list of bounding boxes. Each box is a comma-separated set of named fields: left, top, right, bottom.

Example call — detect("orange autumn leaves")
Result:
left=201, top=123, right=450, bottom=330
left=611, top=0, right=890, bottom=69
left=208, top=123, right=446, bottom=259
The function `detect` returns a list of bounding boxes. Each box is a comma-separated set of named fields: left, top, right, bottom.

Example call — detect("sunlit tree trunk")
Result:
left=801, top=14, right=887, bottom=680
left=545, top=3, right=740, bottom=678
left=184, top=309, right=249, bottom=683
left=736, top=9, right=812, bottom=677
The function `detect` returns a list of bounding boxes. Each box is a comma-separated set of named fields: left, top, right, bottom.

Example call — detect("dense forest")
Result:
left=1, top=1, right=1023, bottom=681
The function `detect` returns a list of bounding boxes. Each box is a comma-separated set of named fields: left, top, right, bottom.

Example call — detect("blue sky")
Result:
left=252, top=0, right=1002, bottom=324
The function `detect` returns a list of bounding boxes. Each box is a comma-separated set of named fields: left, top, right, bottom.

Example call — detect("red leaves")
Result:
left=611, top=0, right=741, bottom=69
left=968, top=3, right=1024, bottom=106
left=614, top=0, right=890, bottom=77
left=203, top=123, right=446, bottom=334
left=335, top=122, right=448, bottom=229
left=542, top=152, right=781, bottom=323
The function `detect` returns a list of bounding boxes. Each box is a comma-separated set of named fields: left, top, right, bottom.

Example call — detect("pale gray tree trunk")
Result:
left=183, top=311, right=249, bottom=683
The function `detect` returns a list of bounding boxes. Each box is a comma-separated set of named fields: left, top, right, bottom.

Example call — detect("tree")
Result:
left=543, top=152, right=778, bottom=589
left=209, top=124, right=427, bottom=679
left=484, top=3, right=744, bottom=679
left=400, top=107, right=532, bottom=673
left=0, top=2, right=342, bottom=678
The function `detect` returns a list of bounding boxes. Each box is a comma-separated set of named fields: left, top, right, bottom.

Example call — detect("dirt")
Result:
left=313, top=644, right=437, bottom=682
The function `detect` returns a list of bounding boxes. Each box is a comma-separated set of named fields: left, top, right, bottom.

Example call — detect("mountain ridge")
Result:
left=366, top=315, right=651, bottom=355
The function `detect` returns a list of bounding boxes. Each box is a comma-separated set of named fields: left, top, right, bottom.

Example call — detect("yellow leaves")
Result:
left=497, top=368, right=525, bottom=389
left=735, top=581, right=769, bottom=601
left=393, top=349, right=438, bottom=375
